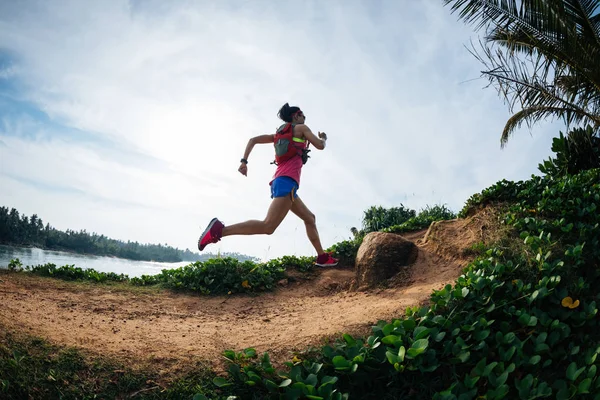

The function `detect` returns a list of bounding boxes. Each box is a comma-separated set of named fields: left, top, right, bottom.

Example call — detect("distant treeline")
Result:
left=0, top=206, right=257, bottom=263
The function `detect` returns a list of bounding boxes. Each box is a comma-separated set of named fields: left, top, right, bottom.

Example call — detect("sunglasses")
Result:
left=294, top=111, right=305, bottom=118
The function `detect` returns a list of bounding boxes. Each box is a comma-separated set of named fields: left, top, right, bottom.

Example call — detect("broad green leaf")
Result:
left=473, top=330, right=490, bottom=341
left=566, top=362, right=585, bottom=381
left=529, top=355, right=541, bottom=365
left=321, top=376, right=338, bottom=386
left=457, top=351, right=470, bottom=363
left=411, top=338, right=429, bottom=350
left=305, top=374, right=318, bottom=387
left=332, top=356, right=349, bottom=369
left=244, top=348, right=257, bottom=358
left=386, top=351, right=400, bottom=365
left=309, top=363, right=323, bottom=375
left=464, top=375, right=479, bottom=389
left=264, top=379, right=279, bottom=390
left=578, top=378, right=592, bottom=394
left=382, top=335, right=402, bottom=346
left=280, top=379, right=292, bottom=387
left=213, top=377, right=232, bottom=387
left=343, top=334, right=356, bottom=346
left=504, top=332, right=516, bottom=344
left=495, top=370, right=509, bottom=387
left=414, top=326, right=431, bottom=340
left=403, top=319, right=416, bottom=330
left=398, top=346, right=406, bottom=363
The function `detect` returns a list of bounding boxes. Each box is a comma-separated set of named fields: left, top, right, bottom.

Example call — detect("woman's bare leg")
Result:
left=290, top=196, right=325, bottom=254
left=222, top=196, right=293, bottom=236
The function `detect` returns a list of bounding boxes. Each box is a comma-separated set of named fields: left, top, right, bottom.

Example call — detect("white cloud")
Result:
left=0, top=0, right=560, bottom=260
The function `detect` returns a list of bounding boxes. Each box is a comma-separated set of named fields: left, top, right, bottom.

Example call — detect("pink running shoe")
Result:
left=315, top=252, right=339, bottom=267
left=198, top=218, right=224, bottom=251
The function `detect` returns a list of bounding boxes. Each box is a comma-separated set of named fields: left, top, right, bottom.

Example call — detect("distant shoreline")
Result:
left=0, top=243, right=195, bottom=264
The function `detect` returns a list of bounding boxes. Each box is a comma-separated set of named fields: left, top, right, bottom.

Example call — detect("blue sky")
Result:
left=0, top=0, right=561, bottom=260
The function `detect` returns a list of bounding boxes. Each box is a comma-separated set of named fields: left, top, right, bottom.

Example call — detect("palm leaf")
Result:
left=444, top=0, right=600, bottom=146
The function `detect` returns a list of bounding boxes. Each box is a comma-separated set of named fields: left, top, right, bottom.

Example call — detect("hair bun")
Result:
left=277, top=102, right=299, bottom=123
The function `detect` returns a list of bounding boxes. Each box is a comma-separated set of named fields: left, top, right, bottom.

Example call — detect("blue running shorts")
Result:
left=270, top=176, right=299, bottom=200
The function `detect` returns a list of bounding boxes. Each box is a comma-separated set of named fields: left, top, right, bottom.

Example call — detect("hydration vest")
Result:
left=272, top=123, right=310, bottom=165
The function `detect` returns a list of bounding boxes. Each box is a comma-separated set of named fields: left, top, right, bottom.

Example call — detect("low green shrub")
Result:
left=9, top=255, right=316, bottom=295
left=137, top=257, right=286, bottom=295
left=383, top=204, right=457, bottom=234
left=23, top=262, right=128, bottom=283
left=327, top=239, right=362, bottom=267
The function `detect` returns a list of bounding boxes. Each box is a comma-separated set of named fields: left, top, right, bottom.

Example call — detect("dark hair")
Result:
left=277, top=103, right=301, bottom=123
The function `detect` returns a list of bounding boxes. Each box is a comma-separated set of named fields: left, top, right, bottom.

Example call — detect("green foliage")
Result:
left=327, top=239, right=362, bottom=267
left=443, top=0, right=600, bottom=147
left=137, top=257, right=287, bottom=295
left=210, top=348, right=349, bottom=400
left=0, top=331, right=220, bottom=399
left=539, top=126, right=600, bottom=178
left=264, top=255, right=315, bottom=273
left=362, top=205, right=415, bottom=233
left=210, top=168, right=600, bottom=399
left=7, top=258, right=22, bottom=272
left=382, top=204, right=456, bottom=234
left=24, top=263, right=129, bottom=283
left=16, top=256, right=314, bottom=296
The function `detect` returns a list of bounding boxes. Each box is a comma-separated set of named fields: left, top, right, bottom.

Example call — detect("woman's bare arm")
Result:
left=238, top=134, right=275, bottom=176
left=296, top=125, right=327, bottom=150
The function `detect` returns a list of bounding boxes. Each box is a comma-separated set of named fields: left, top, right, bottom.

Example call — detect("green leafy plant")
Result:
left=443, top=0, right=600, bottom=147
left=207, top=168, right=600, bottom=399
left=539, top=126, right=600, bottom=178
left=7, top=258, right=23, bottom=272
left=0, top=330, right=221, bottom=399
left=327, top=239, right=362, bottom=267
left=362, top=205, right=416, bottom=233
left=212, top=348, right=349, bottom=400
left=17, top=256, right=310, bottom=296
left=382, top=204, right=457, bottom=234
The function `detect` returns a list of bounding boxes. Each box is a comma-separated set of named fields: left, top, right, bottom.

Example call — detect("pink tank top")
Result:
left=270, top=139, right=307, bottom=186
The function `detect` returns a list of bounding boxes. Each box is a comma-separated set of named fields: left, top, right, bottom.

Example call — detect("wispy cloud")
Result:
left=0, top=0, right=559, bottom=259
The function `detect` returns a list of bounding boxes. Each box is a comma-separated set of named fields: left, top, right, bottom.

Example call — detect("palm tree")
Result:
left=443, top=0, right=600, bottom=147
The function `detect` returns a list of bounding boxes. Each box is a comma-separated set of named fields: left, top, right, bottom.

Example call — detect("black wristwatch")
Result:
left=240, top=158, right=248, bottom=164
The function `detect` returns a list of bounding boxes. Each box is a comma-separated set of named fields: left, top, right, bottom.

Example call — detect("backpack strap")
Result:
left=290, top=124, right=306, bottom=143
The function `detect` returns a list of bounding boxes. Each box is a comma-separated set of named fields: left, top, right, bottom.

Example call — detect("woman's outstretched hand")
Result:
left=318, top=131, right=327, bottom=140
left=238, top=163, right=248, bottom=176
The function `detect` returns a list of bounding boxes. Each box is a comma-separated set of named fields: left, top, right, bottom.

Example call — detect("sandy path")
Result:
left=0, top=222, right=483, bottom=373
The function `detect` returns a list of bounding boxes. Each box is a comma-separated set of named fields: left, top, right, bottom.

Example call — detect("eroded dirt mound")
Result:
left=0, top=208, right=500, bottom=375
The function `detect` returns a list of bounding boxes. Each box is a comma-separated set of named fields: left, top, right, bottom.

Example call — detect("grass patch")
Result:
left=0, top=325, right=221, bottom=399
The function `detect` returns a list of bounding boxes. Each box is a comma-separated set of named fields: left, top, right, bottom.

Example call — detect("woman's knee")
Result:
left=305, top=212, right=316, bottom=226
left=263, top=220, right=279, bottom=235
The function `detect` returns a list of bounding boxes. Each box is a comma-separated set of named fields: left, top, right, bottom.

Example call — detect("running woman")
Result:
left=197, top=103, right=339, bottom=267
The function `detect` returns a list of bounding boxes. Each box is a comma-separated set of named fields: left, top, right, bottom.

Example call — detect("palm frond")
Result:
left=444, top=0, right=600, bottom=145
left=501, top=105, right=596, bottom=147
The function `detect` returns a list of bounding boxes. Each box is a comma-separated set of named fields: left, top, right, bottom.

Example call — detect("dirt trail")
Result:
left=0, top=216, right=492, bottom=374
